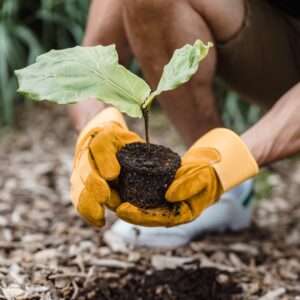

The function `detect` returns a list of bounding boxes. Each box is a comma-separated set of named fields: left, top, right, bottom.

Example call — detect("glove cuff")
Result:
left=190, top=128, right=259, bottom=192
left=76, top=107, right=127, bottom=149
left=79, top=107, right=127, bottom=138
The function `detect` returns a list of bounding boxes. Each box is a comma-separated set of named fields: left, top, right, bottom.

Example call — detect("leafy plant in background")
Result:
left=0, top=0, right=89, bottom=125
left=214, top=79, right=264, bottom=134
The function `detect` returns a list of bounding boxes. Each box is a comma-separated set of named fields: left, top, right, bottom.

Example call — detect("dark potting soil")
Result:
left=117, top=142, right=181, bottom=210
left=82, top=267, right=242, bottom=300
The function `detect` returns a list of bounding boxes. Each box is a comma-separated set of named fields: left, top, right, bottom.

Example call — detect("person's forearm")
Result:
left=242, top=82, right=300, bottom=166
left=68, top=0, right=131, bottom=132
left=68, top=100, right=109, bottom=133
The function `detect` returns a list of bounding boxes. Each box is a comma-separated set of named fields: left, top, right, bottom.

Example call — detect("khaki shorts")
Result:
left=217, top=0, right=300, bottom=107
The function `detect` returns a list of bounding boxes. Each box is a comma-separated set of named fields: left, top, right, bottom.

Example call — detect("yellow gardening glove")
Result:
left=70, top=106, right=195, bottom=228
left=118, top=128, right=259, bottom=227
left=70, top=107, right=143, bottom=227
left=165, top=128, right=259, bottom=223
left=71, top=110, right=259, bottom=228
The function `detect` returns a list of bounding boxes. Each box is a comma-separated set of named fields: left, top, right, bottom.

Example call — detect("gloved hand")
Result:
left=70, top=107, right=143, bottom=227
left=71, top=108, right=259, bottom=228
left=119, top=128, right=259, bottom=227
left=71, top=106, right=199, bottom=227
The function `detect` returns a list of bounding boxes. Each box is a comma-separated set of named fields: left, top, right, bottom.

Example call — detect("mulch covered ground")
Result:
left=0, top=104, right=299, bottom=300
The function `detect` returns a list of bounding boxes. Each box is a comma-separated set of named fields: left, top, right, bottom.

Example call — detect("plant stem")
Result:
left=142, top=108, right=150, bottom=145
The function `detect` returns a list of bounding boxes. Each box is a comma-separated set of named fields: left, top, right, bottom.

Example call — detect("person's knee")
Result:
left=190, top=0, right=237, bottom=14
left=190, top=0, right=245, bottom=42
left=123, top=0, right=224, bottom=34
left=123, top=0, right=187, bottom=18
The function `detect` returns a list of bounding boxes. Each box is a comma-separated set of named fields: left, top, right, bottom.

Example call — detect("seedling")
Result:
left=15, top=40, right=212, bottom=210
left=15, top=40, right=212, bottom=143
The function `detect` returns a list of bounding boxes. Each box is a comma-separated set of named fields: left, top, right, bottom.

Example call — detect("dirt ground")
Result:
left=0, top=104, right=299, bottom=300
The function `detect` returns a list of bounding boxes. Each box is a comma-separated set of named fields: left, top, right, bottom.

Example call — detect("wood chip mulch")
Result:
left=0, top=105, right=299, bottom=300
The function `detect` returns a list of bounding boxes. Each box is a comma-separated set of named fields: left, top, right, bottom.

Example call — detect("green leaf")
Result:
left=15, top=45, right=151, bottom=118
left=143, top=40, right=213, bottom=109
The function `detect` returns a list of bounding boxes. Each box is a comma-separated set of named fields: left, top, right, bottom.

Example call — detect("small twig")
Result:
left=48, top=273, right=87, bottom=279
left=88, top=258, right=134, bottom=269
left=71, top=280, right=79, bottom=300
left=0, top=241, right=21, bottom=249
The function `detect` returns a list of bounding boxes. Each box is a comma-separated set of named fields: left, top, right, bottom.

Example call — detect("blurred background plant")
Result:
left=0, top=0, right=264, bottom=133
left=214, top=79, right=265, bottom=134
left=0, top=0, right=90, bottom=125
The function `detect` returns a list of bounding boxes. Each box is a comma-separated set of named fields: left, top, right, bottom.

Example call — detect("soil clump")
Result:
left=87, top=267, right=242, bottom=300
left=117, top=142, right=181, bottom=210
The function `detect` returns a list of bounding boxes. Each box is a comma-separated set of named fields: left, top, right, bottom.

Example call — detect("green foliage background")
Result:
left=0, top=0, right=263, bottom=133
left=0, top=0, right=90, bottom=125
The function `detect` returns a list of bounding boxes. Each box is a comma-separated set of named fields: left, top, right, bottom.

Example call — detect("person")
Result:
left=68, top=0, right=300, bottom=247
